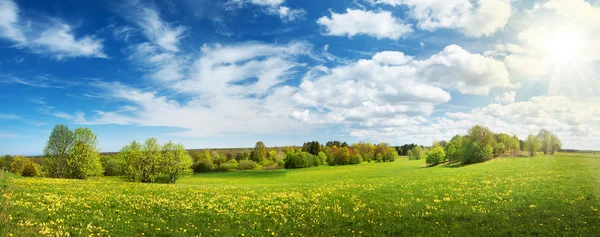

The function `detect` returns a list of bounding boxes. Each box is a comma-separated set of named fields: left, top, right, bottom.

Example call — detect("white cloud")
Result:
left=495, top=91, right=516, bottom=104
left=0, top=113, right=20, bottom=120
left=66, top=42, right=318, bottom=137
left=0, top=0, right=25, bottom=42
left=131, top=7, right=186, bottom=52
left=225, top=0, right=305, bottom=22
left=29, top=22, right=106, bottom=60
left=372, top=51, right=413, bottom=65
left=317, top=9, right=413, bottom=40
left=0, top=0, right=106, bottom=59
left=369, top=0, right=513, bottom=37
left=416, top=45, right=518, bottom=95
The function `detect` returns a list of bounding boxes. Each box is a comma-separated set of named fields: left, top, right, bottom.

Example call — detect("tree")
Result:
left=43, top=125, right=74, bottom=178
left=253, top=141, right=267, bottom=163
left=383, top=147, right=398, bottom=162
left=11, top=156, right=40, bottom=177
left=352, top=142, right=374, bottom=162
left=160, top=142, right=193, bottom=183
left=68, top=128, right=103, bottom=179
left=537, top=129, right=561, bottom=155
left=524, top=135, right=541, bottom=157
left=508, top=135, right=521, bottom=157
left=426, top=144, right=445, bottom=166
left=331, top=147, right=350, bottom=165
left=460, top=125, right=495, bottom=164
left=408, top=146, right=426, bottom=160
left=0, top=155, right=14, bottom=171
left=302, top=141, right=322, bottom=155
left=445, top=135, right=463, bottom=162
left=121, top=138, right=193, bottom=183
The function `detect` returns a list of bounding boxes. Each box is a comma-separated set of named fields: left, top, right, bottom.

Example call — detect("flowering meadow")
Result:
left=1, top=153, right=599, bottom=236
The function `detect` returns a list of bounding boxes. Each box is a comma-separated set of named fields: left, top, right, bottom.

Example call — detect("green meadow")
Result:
left=2, top=152, right=599, bottom=236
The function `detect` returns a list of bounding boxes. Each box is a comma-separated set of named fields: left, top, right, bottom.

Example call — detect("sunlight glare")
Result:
left=544, top=31, right=581, bottom=64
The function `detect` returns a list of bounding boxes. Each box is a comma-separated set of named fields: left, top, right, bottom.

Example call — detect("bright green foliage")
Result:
left=238, top=160, right=257, bottom=170
left=43, top=125, right=102, bottom=179
left=68, top=128, right=103, bottom=179
left=352, top=142, right=374, bottom=162
left=524, top=135, right=541, bottom=157
left=493, top=133, right=512, bottom=157
left=375, top=153, right=383, bottom=162
left=160, top=142, right=193, bottom=183
left=284, top=152, right=319, bottom=169
left=10, top=156, right=27, bottom=174
left=10, top=156, right=40, bottom=177
left=332, top=147, right=350, bottom=165
left=349, top=154, right=362, bottom=164
left=101, top=155, right=125, bottom=176
left=460, top=125, right=495, bottom=164
left=426, top=145, right=446, bottom=166
left=508, top=135, right=521, bottom=157
left=120, top=138, right=193, bottom=183
left=252, top=141, right=267, bottom=163
left=203, top=149, right=212, bottom=164
left=408, top=146, right=426, bottom=160
left=192, top=158, right=213, bottom=173
left=445, top=135, right=463, bottom=162
left=383, top=147, right=398, bottom=162
left=43, top=125, right=74, bottom=178
left=317, top=152, right=327, bottom=165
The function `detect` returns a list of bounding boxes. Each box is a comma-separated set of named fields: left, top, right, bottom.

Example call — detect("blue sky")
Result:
left=1, top=0, right=600, bottom=155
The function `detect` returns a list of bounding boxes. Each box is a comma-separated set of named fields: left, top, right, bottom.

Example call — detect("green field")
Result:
left=2, top=153, right=600, bottom=236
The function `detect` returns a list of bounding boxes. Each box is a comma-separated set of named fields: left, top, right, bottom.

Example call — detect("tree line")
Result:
left=1, top=124, right=563, bottom=182
left=403, top=125, right=562, bottom=166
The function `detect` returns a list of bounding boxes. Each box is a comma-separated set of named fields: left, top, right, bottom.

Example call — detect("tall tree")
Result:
left=68, top=128, right=103, bottom=179
left=253, top=141, right=267, bottom=163
left=43, top=125, right=74, bottom=178
left=537, top=129, right=562, bottom=155
left=524, top=135, right=541, bottom=157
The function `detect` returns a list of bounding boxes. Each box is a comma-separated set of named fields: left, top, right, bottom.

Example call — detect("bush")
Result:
left=332, top=147, right=350, bottom=166
left=317, top=152, right=327, bottom=165
left=375, top=153, right=383, bottom=162
left=103, top=158, right=124, bottom=176
left=349, top=154, right=362, bottom=164
left=193, top=158, right=213, bottom=173
left=261, top=163, right=282, bottom=170
left=213, top=165, right=231, bottom=172
left=426, top=146, right=445, bottom=166
left=408, top=147, right=426, bottom=160
left=21, top=161, right=40, bottom=177
left=238, top=160, right=258, bottom=170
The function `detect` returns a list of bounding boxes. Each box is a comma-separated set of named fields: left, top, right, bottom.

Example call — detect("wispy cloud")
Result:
left=0, top=113, right=21, bottom=120
left=0, top=0, right=107, bottom=59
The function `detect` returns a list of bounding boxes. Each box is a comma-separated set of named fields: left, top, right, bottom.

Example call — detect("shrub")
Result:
left=383, top=148, right=398, bottom=162
left=193, top=158, right=213, bottom=173
left=261, top=163, right=282, bottom=170
left=349, top=154, right=362, bottom=164
left=317, top=152, right=327, bottom=165
left=103, top=157, right=124, bottom=176
left=312, top=155, right=321, bottom=167
left=21, top=162, right=41, bottom=177
left=375, top=153, right=383, bottom=162
left=332, top=147, right=350, bottom=166
left=408, top=147, right=426, bottom=160
left=238, top=160, right=258, bottom=170
left=426, top=146, right=445, bottom=166
left=213, top=165, right=231, bottom=172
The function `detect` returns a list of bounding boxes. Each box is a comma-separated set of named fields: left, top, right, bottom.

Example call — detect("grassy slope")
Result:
left=3, top=153, right=600, bottom=236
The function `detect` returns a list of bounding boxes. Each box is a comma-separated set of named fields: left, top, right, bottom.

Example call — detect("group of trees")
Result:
left=118, top=138, right=193, bottom=183
left=524, top=129, right=562, bottom=157
left=409, top=125, right=562, bottom=166
left=43, top=125, right=103, bottom=179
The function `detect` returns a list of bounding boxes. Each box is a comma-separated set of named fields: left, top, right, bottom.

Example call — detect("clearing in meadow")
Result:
left=1, top=152, right=599, bottom=236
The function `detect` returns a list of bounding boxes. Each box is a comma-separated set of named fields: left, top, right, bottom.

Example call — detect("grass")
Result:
left=1, top=152, right=599, bottom=236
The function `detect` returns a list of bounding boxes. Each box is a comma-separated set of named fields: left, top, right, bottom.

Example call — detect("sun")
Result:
left=544, top=30, right=582, bottom=64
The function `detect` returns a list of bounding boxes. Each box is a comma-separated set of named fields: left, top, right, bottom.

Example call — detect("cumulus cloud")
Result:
left=0, top=0, right=106, bottom=59
left=369, top=0, right=513, bottom=37
left=495, top=91, right=516, bottom=104
left=317, top=9, right=413, bottom=40
left=416, top=45, right=518, bottom=95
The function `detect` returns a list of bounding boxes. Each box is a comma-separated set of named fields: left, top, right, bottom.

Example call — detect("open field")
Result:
left=1, top=153, right=600, bottom=236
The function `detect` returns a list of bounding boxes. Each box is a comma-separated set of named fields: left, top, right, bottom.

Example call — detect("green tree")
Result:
left=0, top=155, right=14, bottom=171
left=253, top=141, right=267, bottom=163
left=408, top=146, right=426, bottom=160
left=445, top=135, right=463, bottom=162
left=426, top=144, right=446, bottom=166
left=120, top=141, right=144, bottom=181
left=43, top=125, right=74, bottom=178
left=160, top=142, right=193, bottom=183
left=67, top=128, right=103, bottom=179
left=460, top=125, right=495, bottom=164
left=537, top=129, right=562, bottom=155
left=524, top=135, right=541, bottom=157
